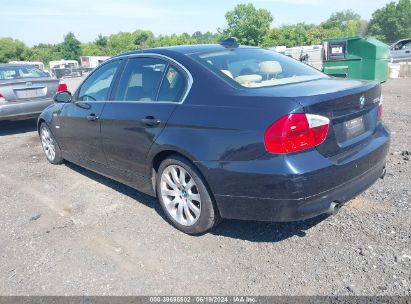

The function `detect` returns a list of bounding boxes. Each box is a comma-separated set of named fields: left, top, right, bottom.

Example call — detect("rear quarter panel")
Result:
left=146, top=91, right=302, bottom=176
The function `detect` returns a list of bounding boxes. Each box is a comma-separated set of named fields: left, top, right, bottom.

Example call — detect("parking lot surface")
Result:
left=64, top=76, right=85, bottom=93
left=0, top=79, right=410, bottom=296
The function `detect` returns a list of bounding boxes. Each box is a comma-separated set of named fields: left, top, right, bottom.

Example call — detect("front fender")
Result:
left=37, top=103, right=64, bottom=136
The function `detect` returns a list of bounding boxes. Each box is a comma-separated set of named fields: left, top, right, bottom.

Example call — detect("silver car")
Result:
left=0, top=64, right=64, bottom=121
left=390, top=38, right=411, bottom=62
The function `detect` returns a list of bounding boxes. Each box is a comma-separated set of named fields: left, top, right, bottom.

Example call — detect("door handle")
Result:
left=141, top=116, right=161, bottom=127
left=406, top=50, right=410, bottom=53
left=86, top=113, right=98, bottom=121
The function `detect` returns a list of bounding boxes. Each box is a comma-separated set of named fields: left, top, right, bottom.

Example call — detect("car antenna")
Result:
left=220, top=38, right=239, bottom=49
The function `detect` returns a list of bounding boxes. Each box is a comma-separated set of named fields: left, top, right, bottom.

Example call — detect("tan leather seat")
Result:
left=221, top=70, right=234, bottom=79
left=234, top=74, right=263, bottom=86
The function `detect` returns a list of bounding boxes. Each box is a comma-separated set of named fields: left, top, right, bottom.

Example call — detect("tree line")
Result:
left=0, top=0, right=410, bottom=65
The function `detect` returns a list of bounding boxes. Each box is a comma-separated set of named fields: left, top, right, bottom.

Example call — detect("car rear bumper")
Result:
left=213, top=161, right=385, bottom=221
left=0, top=99, right=53, bottom=120
left=196, top=124, right=390, bottom=222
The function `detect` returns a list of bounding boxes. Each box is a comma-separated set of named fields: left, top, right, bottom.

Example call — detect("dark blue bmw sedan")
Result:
left=38, top=41, right=390, bottom=234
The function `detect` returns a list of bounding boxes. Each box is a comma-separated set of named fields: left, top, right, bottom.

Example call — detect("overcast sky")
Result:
left=0, top=0, right=392, bottom=46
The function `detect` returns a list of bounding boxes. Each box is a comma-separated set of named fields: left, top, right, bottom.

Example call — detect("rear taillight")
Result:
left=57, top=81, right=68, bottom=92
left=0, top=93, right=6, bottom=102
left=264, top=113, right=329, bottom=154
left=378, top=94, right=383, bottom=119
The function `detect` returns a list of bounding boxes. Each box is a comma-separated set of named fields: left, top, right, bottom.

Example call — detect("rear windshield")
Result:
left=192, top=48, right=327, bottom=88
left=0, top=66, right=49, bottom=80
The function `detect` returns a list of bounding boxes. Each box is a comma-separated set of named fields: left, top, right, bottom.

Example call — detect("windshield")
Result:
left=0, top=66, right=50, bottom=80
left=192, top=48, right=327, bottom=88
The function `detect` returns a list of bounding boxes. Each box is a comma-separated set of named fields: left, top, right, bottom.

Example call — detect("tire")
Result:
left=156, top=156, right=221, bottom=235
left=39, top=123, right=64, bottom=165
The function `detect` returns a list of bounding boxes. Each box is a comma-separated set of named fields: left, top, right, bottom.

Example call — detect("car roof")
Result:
left=145, top=44, right=237, bottom=54
left=395, top=38, right=411, bottom=43
left=112, top=44, right=258, bottom=59
left=0, top=63, right=33, bottom=68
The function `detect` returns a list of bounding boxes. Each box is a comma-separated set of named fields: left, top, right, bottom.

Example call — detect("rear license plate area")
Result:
left=334, top=114, right=369, bottom=144
left=344, top=116, right=365, bottom=138
left=15, top=88, right=46, bottom=99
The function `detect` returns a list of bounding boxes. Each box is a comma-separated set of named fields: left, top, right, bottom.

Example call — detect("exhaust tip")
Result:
left=327, top=201, right=341, bottom=215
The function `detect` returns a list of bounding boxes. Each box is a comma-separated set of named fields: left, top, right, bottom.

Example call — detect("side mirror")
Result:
left=54, top=91, right=72, bottom=103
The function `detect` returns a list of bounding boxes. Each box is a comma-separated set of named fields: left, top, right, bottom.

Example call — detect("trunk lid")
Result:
left=0, top=77, right=59, bottom=103
left=294, top=79, right=382, bottom=158
left=254, top=78, right=382, bottom=157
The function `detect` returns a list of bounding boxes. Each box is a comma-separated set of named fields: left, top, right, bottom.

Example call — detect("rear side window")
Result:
left=115, top=57, right=188, bottom=103
left=0, top=66, right=49, bottom=80
left=78, top=60, right=121, bottom=101
left=158, top=66, right=187, bottom=102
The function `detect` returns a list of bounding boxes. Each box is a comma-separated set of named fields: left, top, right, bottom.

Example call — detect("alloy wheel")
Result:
left=40, top=126, right=56, bottom=162
left=160, top=165, right=201, bottom=226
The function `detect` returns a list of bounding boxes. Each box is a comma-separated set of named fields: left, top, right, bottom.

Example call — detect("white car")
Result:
left=390, top=38, right=411, bottom=62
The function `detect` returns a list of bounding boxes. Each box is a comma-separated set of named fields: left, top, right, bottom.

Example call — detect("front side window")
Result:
left=78, top=60, right=121, bottom=101
left=192, top=48, right=327, bottom=88
left=402, top=41, right=411, bottom=50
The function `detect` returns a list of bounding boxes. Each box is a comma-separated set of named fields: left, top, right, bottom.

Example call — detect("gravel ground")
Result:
left=0, top=79, right=409, bottom=296
left=64, top=76, right=84, bottom=93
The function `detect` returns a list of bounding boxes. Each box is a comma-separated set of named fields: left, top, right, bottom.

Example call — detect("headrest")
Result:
left=260, top=61, right=282, bottom=74
left=221, top=70, right=234, bottom=79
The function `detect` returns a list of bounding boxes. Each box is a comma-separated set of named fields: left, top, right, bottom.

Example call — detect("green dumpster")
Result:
left=322, top=36, right=389, bottom=82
